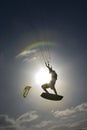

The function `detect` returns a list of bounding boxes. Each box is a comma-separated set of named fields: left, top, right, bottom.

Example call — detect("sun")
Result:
left=35, top=68, right=51, bottom=85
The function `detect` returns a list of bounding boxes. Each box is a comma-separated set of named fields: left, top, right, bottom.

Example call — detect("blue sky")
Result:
left=0, top=1, right=87, bottom=130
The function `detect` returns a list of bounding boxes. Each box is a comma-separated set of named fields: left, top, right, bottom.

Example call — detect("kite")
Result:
left=23, top=86, right=31, bottom=98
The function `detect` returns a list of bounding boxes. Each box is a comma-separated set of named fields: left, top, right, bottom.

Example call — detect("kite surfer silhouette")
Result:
left=41, top=62, right=58, bottom=95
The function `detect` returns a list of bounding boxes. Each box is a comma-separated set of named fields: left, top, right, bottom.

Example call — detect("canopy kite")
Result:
left=23, top=86, right=31, bottom=98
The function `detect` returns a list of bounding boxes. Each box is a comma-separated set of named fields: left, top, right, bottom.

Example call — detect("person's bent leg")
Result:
left=41, top=84, right=49, bottom=93
left=53, top=87, right=57, bottom=95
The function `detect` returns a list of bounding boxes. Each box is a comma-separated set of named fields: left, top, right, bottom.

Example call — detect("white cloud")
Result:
left=16, top=49, right=38, bottom=63
left=52, top=102, right=87, bottom=118
left=0, top=103, right=87, bottom=130
left=16, top=111, right=39, bottom=123
left=35, top=120, right=52, bottom=128
left=0, top=111, right=39, bottom=130
left=0, top=115, right=15, bottom=127
left=53, top=108, right=75, bottom=117
left=0, top=115, right=19, bottom=130
left=16, top=49, right=37, bottom=58
left=49, top=102, right=87, bottom=130
left=75, top=102, right=87, bottom=112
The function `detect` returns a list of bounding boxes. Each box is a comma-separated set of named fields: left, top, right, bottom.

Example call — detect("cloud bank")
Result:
left=0, top=103, right=87, bottom=130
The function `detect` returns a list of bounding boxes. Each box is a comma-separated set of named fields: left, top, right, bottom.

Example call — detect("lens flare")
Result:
left=35, top=68, right=51, bottom=86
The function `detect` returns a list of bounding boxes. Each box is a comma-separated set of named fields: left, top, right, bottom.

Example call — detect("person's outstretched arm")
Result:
left=45, top=62, right=50, bottom=68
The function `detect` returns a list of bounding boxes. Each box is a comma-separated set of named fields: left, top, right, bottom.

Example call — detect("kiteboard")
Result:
left=40, top=92, right=63, bottom=101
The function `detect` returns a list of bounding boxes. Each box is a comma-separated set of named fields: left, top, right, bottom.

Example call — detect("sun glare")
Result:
left=35, top=68, right=51, bottom=85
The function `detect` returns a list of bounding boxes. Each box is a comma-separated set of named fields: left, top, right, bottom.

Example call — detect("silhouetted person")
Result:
left=41, top=62, right=58, bottom=95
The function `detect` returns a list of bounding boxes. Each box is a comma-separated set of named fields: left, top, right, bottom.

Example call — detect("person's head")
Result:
left=49, top=67, right=53, bottom=73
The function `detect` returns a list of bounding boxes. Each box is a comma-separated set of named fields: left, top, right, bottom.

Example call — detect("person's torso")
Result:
left=51, top=71, right=57, bottom=80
